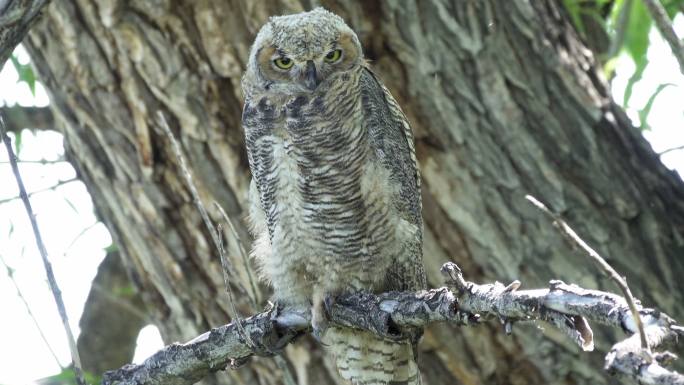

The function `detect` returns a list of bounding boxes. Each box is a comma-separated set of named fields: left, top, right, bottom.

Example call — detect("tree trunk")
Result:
left=24, top=1, right=684, bottom=384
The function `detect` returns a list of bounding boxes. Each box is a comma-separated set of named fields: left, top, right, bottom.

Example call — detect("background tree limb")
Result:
left=0, top=0, right=50, bottom=68
left=0, top=114, right=86, bottom=385
left=0, top=105, right=54, bottom=133
left=642, top=0, right=684, bottom=75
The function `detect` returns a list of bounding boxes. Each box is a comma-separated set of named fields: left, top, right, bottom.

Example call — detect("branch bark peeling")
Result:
left=102, top=263, right=683, bottom=385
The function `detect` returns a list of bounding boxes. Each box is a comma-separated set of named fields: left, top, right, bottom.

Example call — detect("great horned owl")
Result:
left=242, top=8, right=426, bottom=385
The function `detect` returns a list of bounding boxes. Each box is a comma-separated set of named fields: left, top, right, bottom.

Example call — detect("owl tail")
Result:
left=326, top=327, right=422, bottom=385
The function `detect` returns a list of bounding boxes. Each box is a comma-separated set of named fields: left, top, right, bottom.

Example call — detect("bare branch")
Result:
left=0, top=0, right=51, bottom=68
left=156, top=112, right=297, bottom=383
left=0, top=106, right=55, bottom=133
left=101, top=262, right=682, bottom=385
left=0, top=158, right=67, bottom=164
left=0, top=114, right=86, bottom=384
left=155, top=112, right=244, bottom=322
left=0, top=177, right=78, bottom=205
left=214, top=201, right=261, bottom=309
left=606, top=327, right=684, bottom=385
left=526, top=195, right=651, bottom=353
left=0, top=253, right=62, bottom=367
left=659, top=144, right=684, bottom=156
left=642, top=0, right=684, bottom=76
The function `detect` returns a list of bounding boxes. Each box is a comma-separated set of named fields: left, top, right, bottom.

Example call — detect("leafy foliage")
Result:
left=639, top=82, right=674, bottom=129
left=9, top=53, right=36, bottom=96
left=563, top=0, right=683, bottom=129
left=37, top=367, right=101, bottom=385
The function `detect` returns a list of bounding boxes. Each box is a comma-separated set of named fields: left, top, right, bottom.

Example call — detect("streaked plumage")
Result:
left=242, top=8, right=426, bottom=385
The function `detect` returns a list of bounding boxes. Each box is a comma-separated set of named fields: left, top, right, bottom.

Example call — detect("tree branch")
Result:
left=0, top=114, right=87, bottom=385
left=0, top=0, right=51, bottom=69
left=526, top=195, right=650, bottom=352
left=659, top=144, right=684, bottom=156
left=0, top=252, right=62, bottom=367
left=0, top=177, right=78, bottom=205
left=0, top=105, right=55, bottom=133
left=156, top=111, right=295, bottom=384
left=641, top=0, right=684, bottom=76
left=101, top=262, right=683, bottom=385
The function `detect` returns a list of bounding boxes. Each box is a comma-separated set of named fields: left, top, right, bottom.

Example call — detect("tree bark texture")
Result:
left=0, top=0, right=50, bottom=68
left=24, top=1, right=684, bottom=384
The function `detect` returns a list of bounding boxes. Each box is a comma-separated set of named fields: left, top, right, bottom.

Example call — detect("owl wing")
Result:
left=359, top=67, right=426, bottom=291
left=242, top=95, right=279, bottom=239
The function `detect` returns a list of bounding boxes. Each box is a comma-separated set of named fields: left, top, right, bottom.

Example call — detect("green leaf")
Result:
left=38, top=367, right=101, bottom=384
left=623, top=56, right=647, bottom=107
left=608, top=0, right=626, bottom=25
left=639, top=83, right=675, bottom=130
left=603, top=56, right=620, bottom=79
left=663, top=0, right=684, bottom=18
left=623, top=0, right=651, bottom=66
left=563, top=0, right=586, bottom=35
left=621, top=0, right=651, bottom=108
left=13, top=130, right=23, bottom=157
left=9, top=53, right=36, bottom=96
left=114, top=284, right=137, bottom=297
left=9, top=54, right=21, bottom=74
left=62, top=196, right=80, bottom=215
left=20, top=66, right=36, bottom=95
left=104, top=243, right=119, bottom=253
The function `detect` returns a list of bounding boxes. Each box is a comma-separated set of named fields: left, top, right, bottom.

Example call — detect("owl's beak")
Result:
left=304, top=60, right=319, bottom=90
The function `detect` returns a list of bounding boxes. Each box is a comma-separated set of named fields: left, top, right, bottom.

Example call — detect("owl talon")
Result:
left=311, top=292, right=331, bottom=345
left=311, top=323, right=330, bottom=346
left=323, top=294, right=335, bottom=314
left=311, top=308, right=330, bottom=346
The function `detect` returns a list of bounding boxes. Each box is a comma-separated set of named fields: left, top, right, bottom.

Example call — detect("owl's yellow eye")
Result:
left=274, top=57, right=293, bottom=69
left=324, top=49, right=342, bottom=63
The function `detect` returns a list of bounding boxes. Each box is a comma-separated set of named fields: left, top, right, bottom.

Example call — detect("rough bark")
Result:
left=0, top=0, right=50, bottom=68
left=100, top=262, right=684, bottom=385
left=24, top=1, right=684, bottom=385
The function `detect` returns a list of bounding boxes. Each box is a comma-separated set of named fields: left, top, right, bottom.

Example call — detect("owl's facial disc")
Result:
left=257, top=30, right=360, bottom=93
left=268, top=52, right=336, bottom=91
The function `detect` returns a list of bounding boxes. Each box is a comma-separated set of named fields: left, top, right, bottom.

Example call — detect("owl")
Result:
left=241, top=8, right=426, bottom=385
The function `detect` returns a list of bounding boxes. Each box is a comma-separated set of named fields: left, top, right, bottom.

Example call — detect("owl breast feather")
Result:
left=243, top=69, right=413, bottom=296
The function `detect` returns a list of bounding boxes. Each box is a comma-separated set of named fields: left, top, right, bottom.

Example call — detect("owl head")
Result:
left=243, top=8, right=363, bottom=96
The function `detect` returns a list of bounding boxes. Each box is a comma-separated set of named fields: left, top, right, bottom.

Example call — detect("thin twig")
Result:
left=0, top=158, right=67, bottom=164
left=0, top=105, right=55, bottom=133
left=642, top=0, right=684, bottom=75
left=274, top=355, right=298, bottom=385
left=525, top=195, right=651, bottom=355
left=658, top=144, right=684, bottom=156
left=0, top=178, right=78, bottom=205
left=214, top=203, right=294, bottom=384
left=157, top=112, right=297, bottom=384
left=0, top=0, right=51, bottom=69
left=0, top=253, right=62, bottom=367
left=0, top=115, right=87, bottom=385
left=215, top=223, right=252, bottom=347
left=62, top=222, right=99, bottom=255
left=155, top=112, right=252, bottom=348
left=213, top=201, right=260, bottom=309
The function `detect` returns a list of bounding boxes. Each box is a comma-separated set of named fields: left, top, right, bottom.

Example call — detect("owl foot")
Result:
left=311, top=292, right=332, bottom=345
